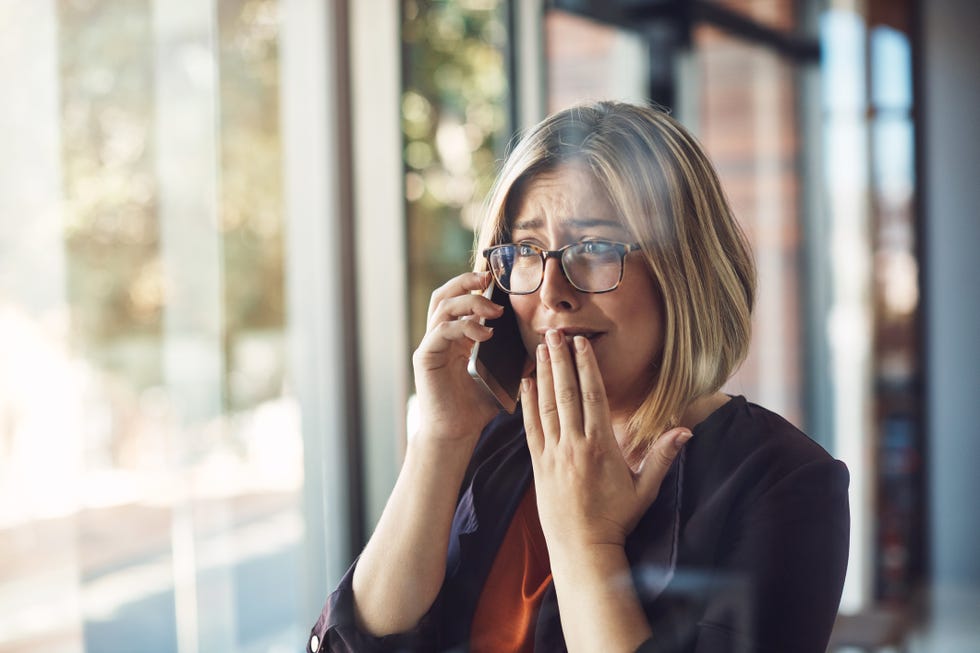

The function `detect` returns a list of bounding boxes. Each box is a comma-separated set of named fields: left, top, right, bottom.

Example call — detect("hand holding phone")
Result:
left=467, top=282, right=529, bottom=413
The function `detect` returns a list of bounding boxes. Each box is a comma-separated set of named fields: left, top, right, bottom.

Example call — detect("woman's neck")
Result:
left=679, top=392, right=731, bottom=430
left=611, top=391, right=731, bottom=450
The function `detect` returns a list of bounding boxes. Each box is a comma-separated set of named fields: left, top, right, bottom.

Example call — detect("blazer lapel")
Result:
left=442, top=424, right=533, bottom=647
left=627, top=446, right=685, bottom=601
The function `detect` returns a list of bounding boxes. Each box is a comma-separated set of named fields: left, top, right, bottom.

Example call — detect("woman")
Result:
left=308, top=102, right=849, bottom=653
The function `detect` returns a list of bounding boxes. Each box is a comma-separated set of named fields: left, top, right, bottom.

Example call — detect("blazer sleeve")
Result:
left=694, top=458, right=850, bottom=653
left=304, top=413, right=525, bottom=652
left=305, top=557, right=439, bottom=653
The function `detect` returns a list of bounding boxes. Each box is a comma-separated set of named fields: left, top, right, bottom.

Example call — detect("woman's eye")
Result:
left=517, top=243, right=536, bottom=257
left=581, top=240, right=611, bottom=254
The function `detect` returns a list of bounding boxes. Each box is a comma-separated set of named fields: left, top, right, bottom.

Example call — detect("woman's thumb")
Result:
left=635, top=427, right=693, bottom=501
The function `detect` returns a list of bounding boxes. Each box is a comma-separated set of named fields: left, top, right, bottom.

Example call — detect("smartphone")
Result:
left=467, top=281, right=529, bottom=413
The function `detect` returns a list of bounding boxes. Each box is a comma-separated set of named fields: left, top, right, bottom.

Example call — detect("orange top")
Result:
left=469, top=485, right=553, bottom=653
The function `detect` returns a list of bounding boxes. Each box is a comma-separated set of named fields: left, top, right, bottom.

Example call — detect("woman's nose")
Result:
left=538, top=256, right=580, bottom=312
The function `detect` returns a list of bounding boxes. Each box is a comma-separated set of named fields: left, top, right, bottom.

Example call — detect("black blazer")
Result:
left=310, top=396, right=850, bottom=653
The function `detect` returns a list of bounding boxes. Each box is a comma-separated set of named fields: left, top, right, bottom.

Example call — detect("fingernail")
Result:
left=546, top=329, right=562, bottom=348
left=521, top=377, right=529, bottom=393
left=537, top=343, right=548, bottom=361
left=574, top=335, right=588, bottom=352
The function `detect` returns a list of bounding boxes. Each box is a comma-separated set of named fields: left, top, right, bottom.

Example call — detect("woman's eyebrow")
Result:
left=510, top=217, right=625, bottom=231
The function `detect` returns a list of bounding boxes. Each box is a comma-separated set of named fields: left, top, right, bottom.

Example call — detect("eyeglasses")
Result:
left=483, top=240, right=641, bottom=294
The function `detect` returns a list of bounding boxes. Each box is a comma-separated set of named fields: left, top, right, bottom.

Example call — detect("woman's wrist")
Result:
left=409, top=425, right=482, bottom=458
left=351, top=424, right=481, bottom=635
left=401, top=427, right=483, bottom=494
left=549, top=541, right=629, bottom=587
left=550, top=542, right=653, bottom=652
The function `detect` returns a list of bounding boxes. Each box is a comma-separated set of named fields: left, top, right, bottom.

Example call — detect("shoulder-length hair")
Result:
left=473, top=101, right=756, bottom=455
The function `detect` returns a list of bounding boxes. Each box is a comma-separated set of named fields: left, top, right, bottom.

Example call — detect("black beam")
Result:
left=548, top=0, right=820, bottom=62
left=693, top=2, right=820, bottom=62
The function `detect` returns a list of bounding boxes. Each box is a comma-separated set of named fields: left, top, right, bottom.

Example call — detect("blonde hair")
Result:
left=474, top=101, right=756, bottom=455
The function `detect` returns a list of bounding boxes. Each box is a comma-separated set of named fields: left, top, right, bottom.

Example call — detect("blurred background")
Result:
left=0, top=0, right=977, bottom=651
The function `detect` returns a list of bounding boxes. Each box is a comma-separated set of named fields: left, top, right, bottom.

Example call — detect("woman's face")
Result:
left=508, top=163, right=665, bottom=418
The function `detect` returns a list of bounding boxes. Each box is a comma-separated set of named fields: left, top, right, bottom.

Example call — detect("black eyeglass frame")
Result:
left=482, top=240, right=642, bottom=295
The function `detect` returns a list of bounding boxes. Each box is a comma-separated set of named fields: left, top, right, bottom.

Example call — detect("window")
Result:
left=0, top=1, right=343, bottom=650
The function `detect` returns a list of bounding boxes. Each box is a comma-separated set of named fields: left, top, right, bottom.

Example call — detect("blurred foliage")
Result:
left=57, top=0, right=510, bottom=401
left=217, top=0, right=283, bottom=338
left=402, top=0, right=511, bottom=352
left=59, top=0, right=158, bottom=349
left=58, top=0, right=283, bottom=407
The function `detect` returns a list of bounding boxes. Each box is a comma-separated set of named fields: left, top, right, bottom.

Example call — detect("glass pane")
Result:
left=691, top=24, right=806, bottom=428
left=0, top=1, right=306, bottom=651
left=869, top=23, right=922, bottom=605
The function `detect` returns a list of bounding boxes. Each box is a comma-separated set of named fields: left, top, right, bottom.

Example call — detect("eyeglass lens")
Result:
left=488, top=242, right=623, bottom=293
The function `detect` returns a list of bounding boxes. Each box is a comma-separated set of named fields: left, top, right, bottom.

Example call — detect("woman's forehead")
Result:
left=507, top=164, right=626, bottom=234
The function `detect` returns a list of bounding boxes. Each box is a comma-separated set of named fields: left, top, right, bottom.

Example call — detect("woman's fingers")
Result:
left=521, top=377, right=544, bottom=457
left=544, top=329, right=584, bottom=438
left=534, top=329, right=605, bottom=443
left=535, top=343, right=560, bottom=445
left=426, top=271, right=487, bottom=317
left=426, top=272, right=501, bottom=328
left=428, top=293, right=503, bottom=330
left=571, top=335, right=611, bottom=440
left=415, top=270, right=502, bottom=372
left=414, top=317, right=493, bottom=368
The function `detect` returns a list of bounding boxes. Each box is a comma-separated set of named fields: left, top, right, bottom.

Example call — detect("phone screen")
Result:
left=467, top=282, right=529, bottom=413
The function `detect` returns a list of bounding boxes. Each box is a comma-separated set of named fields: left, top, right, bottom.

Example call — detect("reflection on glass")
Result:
left=402, top=0, right=511, bottom=359
left=691, top=23, right=805, bottom=429
left=821, top=6, right=875, bottom=613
